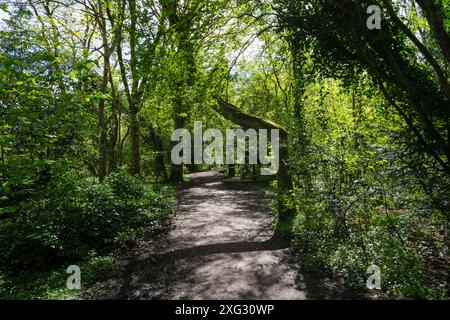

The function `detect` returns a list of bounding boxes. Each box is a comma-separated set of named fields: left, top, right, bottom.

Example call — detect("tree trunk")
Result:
left=97, top=0, right=111, bottom=182
left=169, top=98, right=186, bottom=182
left=416, top=0, right=450, bottom=64
left=228, top=163, right=235, bottom=177
left=130, top=107, right=140, bottom=176
left=142, top=123, right=168, bottom=181
left=214, top=97, right=294, bottom=235
left=118, top=127, right=129, bottom=167
left=98, top=98, right=108, bottom=182
left=108, top=73, right=120, bottom=172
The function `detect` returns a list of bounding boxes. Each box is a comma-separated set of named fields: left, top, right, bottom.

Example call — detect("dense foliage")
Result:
left=0, top=0, right=449, bottom=299
left=1, top=162, right=174, bottom=272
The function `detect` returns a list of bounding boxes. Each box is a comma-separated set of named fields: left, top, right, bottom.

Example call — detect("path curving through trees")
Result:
left=91, top=171, right=353, bottom=299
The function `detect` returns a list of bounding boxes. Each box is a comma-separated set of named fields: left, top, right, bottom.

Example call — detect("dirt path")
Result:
left=92, top=171, right=353, bottom=299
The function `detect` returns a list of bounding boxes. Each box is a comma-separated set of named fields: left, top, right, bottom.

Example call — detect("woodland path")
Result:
left=91, top=171, right=353, bottom=299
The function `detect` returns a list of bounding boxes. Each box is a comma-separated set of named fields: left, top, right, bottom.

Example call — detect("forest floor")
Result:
left=89, top=171, right=355, bottom=299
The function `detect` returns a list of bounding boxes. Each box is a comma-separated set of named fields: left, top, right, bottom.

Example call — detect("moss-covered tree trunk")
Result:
left=214, top=97, right=294, bottom=236
left=163, top=0, right=197, bottom=182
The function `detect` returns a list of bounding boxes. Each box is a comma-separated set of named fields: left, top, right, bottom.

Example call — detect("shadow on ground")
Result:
left=89, top=171, right=355, bottom=300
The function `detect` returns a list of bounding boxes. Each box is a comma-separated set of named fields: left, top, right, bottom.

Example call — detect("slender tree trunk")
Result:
left=163, top=0, right=197, bottom=182
left=108, top=74, right=120, bottom=172
left=130, top=107, right=141, bottom=176
left=108, top=109, right=119, bottom=172
left=416, top=0, right=450, bottom=64
left=108, top=0, right=143, bottom=177
left=118, top=127, right=129, bottom=167
left=228, top=163, right=235, bottom=177
left=146, top=124, right=168, bottom=181
left=98, top=47, right=109, bottom=182
left=169, top=98, right=186, bottom=182
left=381, top=0, right=450, bottom=99
left=97, top=0, right=111, bottom=182
left=98, top=97, right=108, bottom=181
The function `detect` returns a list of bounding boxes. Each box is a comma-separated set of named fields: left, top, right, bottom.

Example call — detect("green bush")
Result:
left=291, top=201, right=448, bottom=299
left=0, top=254, right=120, bottom=299
left=107, top=171, right=145, bottom=200
left=0, top=162, right=175, bottom=273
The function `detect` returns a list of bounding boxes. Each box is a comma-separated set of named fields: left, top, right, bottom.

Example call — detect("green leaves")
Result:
left=0, top=162, right=175, bottom=274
